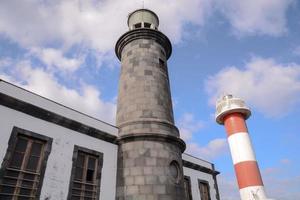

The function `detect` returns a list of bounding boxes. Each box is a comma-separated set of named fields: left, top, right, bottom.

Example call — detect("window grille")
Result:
left=199, top=180, right=211, bottom=200
left=184, top=176, right=193, bottom=200
left=68, top=146, right=103, bottom=200
left=0, top=127, right=52, bottom=200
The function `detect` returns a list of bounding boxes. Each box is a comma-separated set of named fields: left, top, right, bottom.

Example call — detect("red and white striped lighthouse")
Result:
left=215, top=95, right=272, bottom=200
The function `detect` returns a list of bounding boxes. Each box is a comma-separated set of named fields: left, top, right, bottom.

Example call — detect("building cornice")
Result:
left=0, top=92, right=118, bottom=144
left=118, top=119, right=180, bottom=136
left=182, top=159, right=220, bottom=176
left=118, top=133, right=186, bottom=153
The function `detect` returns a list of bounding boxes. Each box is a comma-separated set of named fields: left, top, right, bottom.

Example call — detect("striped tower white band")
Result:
left=228, top=132, right=256, bottom=164
left=240, top=186, right=267, bottom=200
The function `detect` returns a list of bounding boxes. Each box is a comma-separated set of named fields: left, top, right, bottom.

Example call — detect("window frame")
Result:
left=134, top=23, right=142, bottom=29
left=159, top=58, right=165, bottom=67
left=0, top=126, right=53, bottom=199
left=198, top=179, right=211, bottom=200
left=67, top=145, right=103, bottom=200
left=144, top=22, right=151, bottom=28
left=183, top=176, right=193, bottom=200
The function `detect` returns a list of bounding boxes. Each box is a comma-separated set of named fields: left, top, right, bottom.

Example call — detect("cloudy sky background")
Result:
left=0, top=0, right=300, bottom=199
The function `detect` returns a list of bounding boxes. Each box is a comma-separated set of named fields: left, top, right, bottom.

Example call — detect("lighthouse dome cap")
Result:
left=127, top=9, right=159, bottom=30
left=215, top=94, right=251, bottom=124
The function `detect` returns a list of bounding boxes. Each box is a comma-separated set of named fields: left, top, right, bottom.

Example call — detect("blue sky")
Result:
left=0, top=0, right=300, bottom=199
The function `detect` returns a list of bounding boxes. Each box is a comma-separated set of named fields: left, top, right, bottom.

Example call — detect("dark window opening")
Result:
left=184, top=176, right=193, bottom=200
left=144, top=22, right=151, bottom=28
left=199, top=180, right=211, bottom=200
left=86, top=169, right=94, bottom=182
left=68, top=146, right=103, bottom=200
left=134, top=23, right=142, bottom=29
left=0, top=127, right=52, bottom=199
left=159, top=58, right=165, bottom=67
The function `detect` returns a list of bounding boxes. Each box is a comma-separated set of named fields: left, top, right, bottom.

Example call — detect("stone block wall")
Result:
left=116, top=140, right=186, bottom=200
left=117, top=39, right=176, bottom=137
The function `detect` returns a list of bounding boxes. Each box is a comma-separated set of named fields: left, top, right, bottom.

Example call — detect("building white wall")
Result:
left=183, top=153, right=213, bottom=169
left=183, top=167, right=218, bottom=200
left=183, top=154, right=218, bottom=200
left=0, top=105, right=118, bottom=200
left=0, top=81, right=118, bottom=136
left=0, top=81, right=220, bottom=200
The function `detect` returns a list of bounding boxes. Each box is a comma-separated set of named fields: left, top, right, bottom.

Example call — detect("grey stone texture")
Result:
left=116, top=141, right=186, bottom=200
left=116, top=30, right=186, bottom=199
left=116, top=38, right=175, bottom=137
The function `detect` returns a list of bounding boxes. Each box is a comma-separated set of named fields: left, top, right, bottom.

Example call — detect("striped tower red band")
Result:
left=234, top=161, right=263, bottom=188
left=224, top=113, right=248, bottom=137
left=224, top=113, right=264, bottom=189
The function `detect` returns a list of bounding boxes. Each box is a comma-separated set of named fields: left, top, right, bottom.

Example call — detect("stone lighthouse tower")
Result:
left=115, top=9, right=186, bottom=199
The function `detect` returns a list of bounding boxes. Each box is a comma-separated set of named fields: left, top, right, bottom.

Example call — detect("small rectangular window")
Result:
left=184, top=176, right=193, bottom=200
left=159, top=58, right=165, bottom=67
left=0, top=127, right=52, bottom=199
left=134, top=23, right=142, bottom=28
left=68, top=146, right=103, bottom=200
left=144, top=22, right=151, bottom=28
left=199, top=180, right=211, bottom=200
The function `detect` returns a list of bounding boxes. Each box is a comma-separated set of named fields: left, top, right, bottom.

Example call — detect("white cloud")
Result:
left=146, top=0, right=212, bottom=42
left=178, top=113, right=204, bottom=141
left=0, top=0, right=215, bottom=75
left=0, top=0, right=292, bottom=59
left=177, top=113, right=228, bottom=160
left=30, top=48, right=84, bottom=72
left=0, top=0, right=293, bottom=78
left=216, top=0, right=294, bottom=36
left=186, top=138, right=228, bottom=161
left=0, top=59, right=116, bottom=124
left=0, top=0, right=212, bottom=52
left=205, top=57, right=300, bottom=117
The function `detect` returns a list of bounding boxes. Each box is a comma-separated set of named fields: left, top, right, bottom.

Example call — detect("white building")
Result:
left=0, top=80, right=220, bottom=200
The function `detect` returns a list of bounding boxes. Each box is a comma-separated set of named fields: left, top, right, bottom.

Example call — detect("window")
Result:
left=199, top=180, right=211, bottom=200
left=0, top=127, right=52, bottom=200
left=169, top=160, right=181, bottom=184
left=134, top=23, right=142, bottom=29
left=159, top=58, right=165, bottom=68
left=68, top=146, right=103, bottom=200
left=144, top=22, right=151, bottom=28
left=184, top=176, right=193, bottom=200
